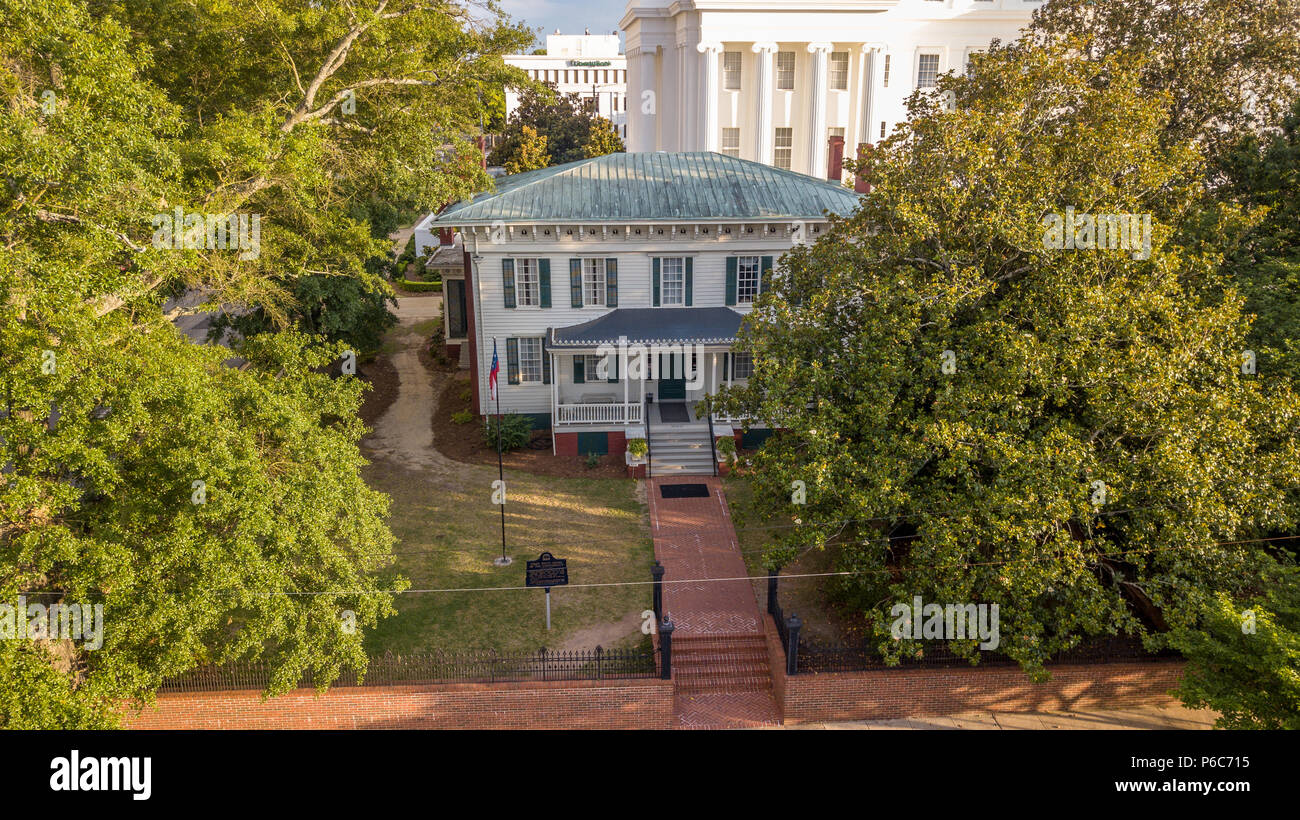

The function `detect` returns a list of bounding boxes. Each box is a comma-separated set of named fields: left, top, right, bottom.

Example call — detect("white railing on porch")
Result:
left=555, top=403, right=643, bottom=425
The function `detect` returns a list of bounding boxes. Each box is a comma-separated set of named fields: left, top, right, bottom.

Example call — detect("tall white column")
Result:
left=807, top=42, right=832, bottom=177
left=860, top=44, right=886, bottom=148
left=752, top=42, right=777, bottom=165
left=632, top=48, right=659, bottom=152
left=697, top=42, right=722, bottom=153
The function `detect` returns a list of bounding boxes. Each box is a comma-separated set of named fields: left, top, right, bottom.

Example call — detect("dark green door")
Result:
left=658, top=379, right=686, bottom=400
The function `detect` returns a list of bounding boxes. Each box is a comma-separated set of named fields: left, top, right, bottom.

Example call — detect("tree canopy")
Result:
left=0, top=0, right=527, bottom=727
left=716, top=29, right=1300, bottom=713
left=489, top=83, right=625, bottom=169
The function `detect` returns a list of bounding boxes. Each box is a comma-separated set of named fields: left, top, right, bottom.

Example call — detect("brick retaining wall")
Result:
left=762, top=615, right=1183, bottom=724
left=127, top=677, right=674, bottom=730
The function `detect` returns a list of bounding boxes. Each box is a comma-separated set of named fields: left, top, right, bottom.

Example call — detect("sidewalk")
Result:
left=778, top=704, right=1217, bottom=730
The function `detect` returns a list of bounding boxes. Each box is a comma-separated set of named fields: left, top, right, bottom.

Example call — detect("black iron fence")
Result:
left=793, top=634, right=1181, bottom=675
left=160, top=647, right=658, bottom=694
left=764, top=571, right=1180, bottom=675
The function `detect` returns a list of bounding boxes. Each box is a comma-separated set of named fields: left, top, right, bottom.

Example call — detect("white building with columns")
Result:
left=504, top=32, right=630, bottom=139
left=621, top=0, right=1040, bottom=180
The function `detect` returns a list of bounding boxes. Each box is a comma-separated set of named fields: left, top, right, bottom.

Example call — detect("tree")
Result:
left=1168, top=559, right=1300, bottom=729
left=714, top=39, right=1300, bottom=681
left=505, top=125, right=551, bottom=174
left=1217, top=98, right=1300, bottom=382
left=1026, top=0, right=1300, bottom=165
left=490, top=83, right=621, bottom=169
left=0, top=0, right=533, bottom=727
left=582, top=116, right=625, bottom=159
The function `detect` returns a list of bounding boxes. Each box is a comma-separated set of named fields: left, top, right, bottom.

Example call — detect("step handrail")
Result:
left=644, top=395, right=652, bottom=480
left=706, top=406, right=718, bottom=477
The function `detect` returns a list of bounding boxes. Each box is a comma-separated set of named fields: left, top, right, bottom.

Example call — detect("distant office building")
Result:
left=504, top=32, right=629, bottom=139
left=621, top=0, right=1039, bottom=180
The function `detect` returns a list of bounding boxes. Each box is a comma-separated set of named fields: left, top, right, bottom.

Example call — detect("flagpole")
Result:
left=493, top=336, right=511, bottom=567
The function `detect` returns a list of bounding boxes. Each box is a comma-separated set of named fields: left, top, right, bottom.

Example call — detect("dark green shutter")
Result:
left=652, top=258, right=661, bottom=307
left=760, top=256, right=773, bottom=295
left=542, top=349, right=551, bottom=384
left=722, top=352, right=730, bottom=381
left=539, top=259, right=551, bottom=308
left=570, top=259, right=583, bottom=308
left=506, top=338, right=520, bottom=384
left=605, top=258, right=618, bottom=307
left=502, top=259, right=516, bottom=308
left=573, top=356, right=585, bottom=384
left=684, top=257, right=693, bottom=306
left=725, top=257, right=738, bottom=306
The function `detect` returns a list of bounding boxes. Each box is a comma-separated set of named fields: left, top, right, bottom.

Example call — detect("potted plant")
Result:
left=626, top=437, right=648, bottom=478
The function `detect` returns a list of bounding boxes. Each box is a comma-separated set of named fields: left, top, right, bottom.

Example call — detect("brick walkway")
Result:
left=648, top=476, right=780, bottom=729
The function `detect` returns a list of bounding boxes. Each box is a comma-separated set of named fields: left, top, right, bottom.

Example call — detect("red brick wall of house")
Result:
left=607, top=431, right=627, bottom=456
left=127, top=677, right=674, bottom=730
left=554, top=432, right=578, bottom=456
left=445, top=343, right=460, bottom=360
left=762, top=616, right=1184, bottom=724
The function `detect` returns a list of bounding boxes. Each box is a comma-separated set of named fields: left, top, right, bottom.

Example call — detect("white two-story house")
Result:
left=430, top=151, right=858, bottom=473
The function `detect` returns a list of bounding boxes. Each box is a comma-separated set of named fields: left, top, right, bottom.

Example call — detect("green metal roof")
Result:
left=432, top=151, right=860, bottom=225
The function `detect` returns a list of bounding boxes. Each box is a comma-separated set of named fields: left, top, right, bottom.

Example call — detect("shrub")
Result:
left=481, top=414, right=532, bottom=451
left=399, top=279, right=442, bottom=293
left=626, top=438, right=648, bottom=458
left=451, top=410, right=474, bottom=425
left=459, top=387, right=474, bottom=403
left=585, top=452, right=601, bottom=469
left=715, top=435, right=737, bottom=464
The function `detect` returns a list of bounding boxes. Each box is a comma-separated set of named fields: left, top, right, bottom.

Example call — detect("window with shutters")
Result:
left=732, top=352, right=754, bottom=380
left=660, top=257, right=685, bottom=305
left=721, top=128, right=741, bottom=157
left=582, top=258, right=606, bottom=306
left=519, top=338, right=543, bottom=383
left=723, top=51, right=742, bottom=90
left=776, top=52, right=795, bottom=90
left=829, top=52, right=849, bottom=90
left=515, top=258, right=540, bottom=306
left=882, top=54, right=891, bottom=87
left=774, top=127, right=793, bottom=170
left=737, top=256, right=761, bottom=304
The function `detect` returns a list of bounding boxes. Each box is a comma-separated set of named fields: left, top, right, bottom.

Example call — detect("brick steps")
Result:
left=671, top=632, right=773, bottom=696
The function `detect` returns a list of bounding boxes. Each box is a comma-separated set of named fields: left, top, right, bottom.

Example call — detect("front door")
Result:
left=658, top=378, right=686, bottom=400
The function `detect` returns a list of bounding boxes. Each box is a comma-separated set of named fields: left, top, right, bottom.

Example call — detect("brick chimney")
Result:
left=854, top=143, right=873, bottom=194
left=828, top=135, right=846, bottom=181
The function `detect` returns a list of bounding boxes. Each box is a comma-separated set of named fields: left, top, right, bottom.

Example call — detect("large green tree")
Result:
left=489, top=83, right=624, bottom=168
left=0, top=0, right=528, bottom=727
left=715, top=37, right=1300, bottom=694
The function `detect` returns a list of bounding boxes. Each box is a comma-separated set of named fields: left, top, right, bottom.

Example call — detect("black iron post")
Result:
left=651, top=560, right=665, bottom=621
left=659, top=614, right=675, bottom=680
left=786, top=613, right=802, bottom=676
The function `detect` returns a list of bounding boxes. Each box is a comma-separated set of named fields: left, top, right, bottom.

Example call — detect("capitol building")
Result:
left=621, top=0, right=1040, bottom=181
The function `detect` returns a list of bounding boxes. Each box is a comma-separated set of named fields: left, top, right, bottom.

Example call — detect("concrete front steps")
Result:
left=649, top=422, right=716, bottom=476
left=672, top=633, right=780, bottom=729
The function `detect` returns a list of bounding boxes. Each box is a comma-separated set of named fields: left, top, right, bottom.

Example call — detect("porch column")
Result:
left=697, top=42, right=722, bottom=153
left=859, top=44, right=885, bottom=147
left=753, top=43, right=777, bottom=165
left=807, top=43, right=832, bottom=178
left=623, top=350, right=630, bottom=423
left=551, top=352, right=558, bottom=455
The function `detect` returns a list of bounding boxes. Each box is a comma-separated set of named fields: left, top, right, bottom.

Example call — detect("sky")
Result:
left=496, top=0, right=626, bottom=48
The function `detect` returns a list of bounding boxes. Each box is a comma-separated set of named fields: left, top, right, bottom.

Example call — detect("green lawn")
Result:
left=363, top=461, right=655, bottom=654
left=725, top=473, right=859, bottom=644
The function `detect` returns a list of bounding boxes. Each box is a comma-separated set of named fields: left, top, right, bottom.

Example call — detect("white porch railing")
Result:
left=555, top=403, right=644, bottom=425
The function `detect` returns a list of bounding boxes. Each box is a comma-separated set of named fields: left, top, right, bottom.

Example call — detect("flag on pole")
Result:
left=489, top=339, right=500, bottom=401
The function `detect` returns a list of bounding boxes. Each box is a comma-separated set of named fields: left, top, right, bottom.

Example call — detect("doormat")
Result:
left=658, top=403, right=689, bottom=423
left=660, top=483, right=709, bottom=499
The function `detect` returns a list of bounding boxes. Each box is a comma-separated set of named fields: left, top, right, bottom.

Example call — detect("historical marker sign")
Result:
left=526, top=552, right=569, bottom=588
